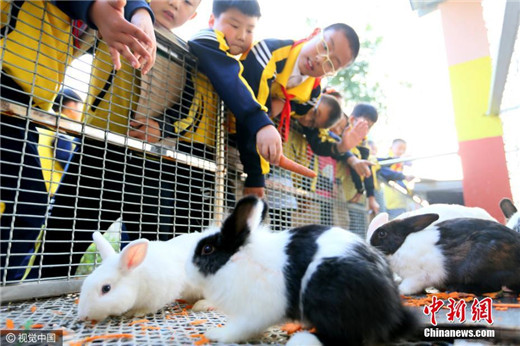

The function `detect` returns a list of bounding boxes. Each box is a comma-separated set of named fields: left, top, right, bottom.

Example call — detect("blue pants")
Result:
left=1, top=115, right=49, bottom=281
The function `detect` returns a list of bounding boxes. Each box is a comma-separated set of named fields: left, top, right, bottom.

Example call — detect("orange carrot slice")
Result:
left=279, top=155, right=317, bottom=178
left=6, top=319, right=14, bottom=329
left=194, top=335, right=210, bottom=345
left=493, top=303, right=520, bottom=308
left=189, top=319, right=207, bottom=325
left=128, top=319, right=150, bottom=326
left=280, top=322, right=303, bottom=334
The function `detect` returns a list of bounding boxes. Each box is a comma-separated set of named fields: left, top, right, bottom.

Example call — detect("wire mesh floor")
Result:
left=0, top=295, right=290, bottom=345
left=2, top=292, right=520, bottom=345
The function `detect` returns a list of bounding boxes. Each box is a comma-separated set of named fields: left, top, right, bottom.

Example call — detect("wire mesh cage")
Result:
left=1, top=1, right=368, bottom=301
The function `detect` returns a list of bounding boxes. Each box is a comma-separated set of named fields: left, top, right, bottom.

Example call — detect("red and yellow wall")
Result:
left=438, top=0, right=512, bottom=221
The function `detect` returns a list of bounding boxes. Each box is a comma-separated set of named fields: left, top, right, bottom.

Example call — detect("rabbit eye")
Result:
left=101, top=284, right=111, bottom=294
left=378, top=230, right=387, bottom=239
left=201, top=244, right=215, bottom=255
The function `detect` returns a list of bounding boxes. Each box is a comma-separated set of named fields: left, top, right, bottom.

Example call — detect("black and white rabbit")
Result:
left=500, top=198, right=520, bottom=233
left=186, top=196, right=417, bottom=346
left=368, top=212, right=520, bottom=295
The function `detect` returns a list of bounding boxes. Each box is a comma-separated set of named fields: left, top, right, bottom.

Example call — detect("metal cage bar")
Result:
left=0, top=2, right=369, bottom=301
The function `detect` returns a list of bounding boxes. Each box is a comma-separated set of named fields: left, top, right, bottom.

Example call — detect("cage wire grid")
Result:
left=2, top=2, right=365, bottom=340
left=0, top=295, right=292, bottom=345
left=1, top=1, right=369, bottom=290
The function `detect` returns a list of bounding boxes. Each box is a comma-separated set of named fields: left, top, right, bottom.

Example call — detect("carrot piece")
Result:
left=194, top=335, right=210, bottom=345
left=493, top=303, right=520, bottom=308
left=129, top=319, right=150, bottom=326
left=30, top=305, right=37, bottom=313
left=279, top=155, right=317, bottom=178
left=74, top=298, right=79, bottom=305
left=280, top=322, right=303, bottom=334
left=483, top=292, right=499, bottom=299
left=189, top=334, right=205, bottom=338
left=6, top=319, right=14, bottom=329
left=31, top=324, right=44, bottom=329
left=189, top=319, right=207, bottom=325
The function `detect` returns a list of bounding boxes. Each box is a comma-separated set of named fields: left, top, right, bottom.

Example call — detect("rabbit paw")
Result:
left=204, top=324, right=254, bottom=343
left=398, top=278, right=424, bottom=295
left=286, top=331, right=322, bottom=346
left=191, top=299, right=215, bottom=312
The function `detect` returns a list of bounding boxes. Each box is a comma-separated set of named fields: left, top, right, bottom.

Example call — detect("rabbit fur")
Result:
left=368, top=212, right=520, bottom=295
left=186, top=195, right=416, bottom=346
left=366, top=204, right=496, bottom=242
left=78, top=231, right=203, bottom=321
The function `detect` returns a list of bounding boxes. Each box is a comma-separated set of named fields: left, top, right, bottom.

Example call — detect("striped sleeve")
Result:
left=188, top=29, right=273, bottom=136
left=240, top=38, right=293, bottom=108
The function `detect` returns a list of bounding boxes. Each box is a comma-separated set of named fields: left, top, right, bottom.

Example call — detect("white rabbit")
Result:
left=500, top=198, right=520, bottom=233
left=366, top=203, right=496, bottom=242
left=368, top=212, right=520, bottom=295
left=186, top=196, right=417, bottom=345
left=78, top=231, right=204, bottom=321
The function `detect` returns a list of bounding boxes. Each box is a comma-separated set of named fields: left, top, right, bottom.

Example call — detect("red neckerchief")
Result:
left=278, top=28, right=322, bottom=142
left=72, top=20, right=87, bottom=49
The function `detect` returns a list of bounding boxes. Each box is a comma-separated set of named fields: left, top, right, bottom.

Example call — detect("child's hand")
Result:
left=129, top=116, right=161, bottom=143
left=130, top=8, right=156, bottom=74
left=349, top=193, right=362, bottom=204
left=257, top=125, right=282, bottom=165
left=337, top=120, right=369, bottom=153
left=244, top=187, right=265, bottom=198
left=368, top=196, right=380, bottom=215
left=347, top=156, right=373, bottom=178
left=89, top=0, right=156, bottom=74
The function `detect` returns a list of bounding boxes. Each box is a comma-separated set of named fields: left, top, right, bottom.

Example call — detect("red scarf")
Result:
left=278, top=28, right=322, bottom=142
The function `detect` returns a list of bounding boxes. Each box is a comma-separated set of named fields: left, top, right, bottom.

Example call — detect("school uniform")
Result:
left=188, top=29, right=274, bottom=189
left=237, top=38, right=325, bottom=187
left=42, top=29, right=218, bottom=278
left=0, top=0, right=152, bottom=280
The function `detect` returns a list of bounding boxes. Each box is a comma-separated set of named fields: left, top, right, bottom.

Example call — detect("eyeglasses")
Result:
left=315, top=33, right=336, bottom=77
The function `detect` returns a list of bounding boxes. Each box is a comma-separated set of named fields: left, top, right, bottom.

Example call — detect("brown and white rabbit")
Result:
left=368, top=212, right=520, bottom=295
left=500, top=198, right=520, bottom=233
left=186, top=196, right=417, bottom=346
left=78, top=231, right=204, bottom=321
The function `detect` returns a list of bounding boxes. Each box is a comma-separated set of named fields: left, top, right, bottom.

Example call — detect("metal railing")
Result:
left=0, top=2, right=368, bottom=301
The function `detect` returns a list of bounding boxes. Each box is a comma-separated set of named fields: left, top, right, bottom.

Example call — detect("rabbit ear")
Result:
left=119, top=239, right=149, bottom=273
left=93, top=231, right=116, bottom=260
left=399, top=213, right=440, bottom=235
left=500, top=198, right=517, bottom=219
left=366, top=212, right=389, bottom=241
left=222, top=195, right=268, bottom=239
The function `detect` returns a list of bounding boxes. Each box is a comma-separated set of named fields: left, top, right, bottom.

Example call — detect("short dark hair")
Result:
left=320, top=94, right=342, bottom=128
left=351, top=103, right=378, bottom=123
left=212, top=0, right=261, bottom=17
left=52, top=88, right=82, bottom=112
left=322, top=86, right=342, bottom=100
left=324, top=23, right=360, bottom=62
